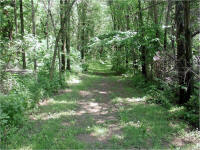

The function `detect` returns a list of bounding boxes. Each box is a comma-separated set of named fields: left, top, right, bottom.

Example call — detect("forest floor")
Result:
left=6, top=63, right=200, bottom=149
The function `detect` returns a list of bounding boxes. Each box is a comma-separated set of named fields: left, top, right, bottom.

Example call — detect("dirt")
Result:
left=73, top=75, right=132, bottom=145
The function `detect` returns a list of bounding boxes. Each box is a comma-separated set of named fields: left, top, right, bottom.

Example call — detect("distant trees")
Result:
left=0, top=0, right=198, bottom=106
left=105, top=0, right=198, bottom=105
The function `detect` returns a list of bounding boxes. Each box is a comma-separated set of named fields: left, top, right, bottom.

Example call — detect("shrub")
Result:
left=184, top=84, right=199, bottom=127
left=82, top=63, right=89, bottom=72
left=0, top=69, right=64, bottom=144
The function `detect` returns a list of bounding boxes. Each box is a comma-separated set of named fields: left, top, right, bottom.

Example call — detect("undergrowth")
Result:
left=130, top=73, right=199, bottom=128
left=0, top=70, right=64, bottom=146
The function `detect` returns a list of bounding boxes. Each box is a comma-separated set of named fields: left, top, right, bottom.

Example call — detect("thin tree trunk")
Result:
left=125, top=12, right=130, bottom=69
left=138, top=0, right=147, bottom=78
left=152, top=0, right=159, bottom=38
left=46, top=0, right=50, bottom=50
left=31, top=0, right=37, bottom=71
left=20, top=0, right=26, bottom=69
left=50, top=30, right=62, bottom=79
left=66, top=10, right=71, bottom=71
left=164, top=0, right=171, bottom=51
left=184, top=1, right=193, bottom=103
left=49, top=0, right=77, bottom=79
left=14, top=0, right=18, bottom=34
left=60, top=0, right=66, bottom=72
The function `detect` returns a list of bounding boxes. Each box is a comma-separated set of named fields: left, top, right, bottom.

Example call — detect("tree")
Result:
left=31, top=0, right=37, bottom=71
left=175, top=1, right=193, bottom=104
left=50, top=0, right=77, bottom=79
left=138, top=0, right=147, bottom=78
left=19, top=0, right=26, bottom=69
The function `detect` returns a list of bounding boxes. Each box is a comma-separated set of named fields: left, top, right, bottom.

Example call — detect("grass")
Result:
left=2, top=62, right=199, bottom=149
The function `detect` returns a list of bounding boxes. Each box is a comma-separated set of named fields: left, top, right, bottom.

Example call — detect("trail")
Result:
left=6, top=72, right=198, bottom=149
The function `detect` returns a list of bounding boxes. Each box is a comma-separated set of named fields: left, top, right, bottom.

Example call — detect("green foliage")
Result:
left=82, top=62, right=89, bottom=72
left=0, top=69, right=64, bottom=143
left=111, top=51, right=127, bottom=74
left=146, top=85, right=172, bottom=109
left=183, top=83, right=199, bottom=127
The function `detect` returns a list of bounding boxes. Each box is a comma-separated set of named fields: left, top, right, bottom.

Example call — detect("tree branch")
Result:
left=192, top=30, right=200, bottom=37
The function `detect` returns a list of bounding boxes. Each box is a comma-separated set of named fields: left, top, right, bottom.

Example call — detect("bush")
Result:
left=146, top=85, right=172, bottom=109
left=184, top=84, right=199, bottom=127
left=111, top=51, right=127, bottom=74
left=0, top=93, right=26, bottom=144
left=82, top=63, right=89, bottom=72
left=0, top=69, right=64, bottom=144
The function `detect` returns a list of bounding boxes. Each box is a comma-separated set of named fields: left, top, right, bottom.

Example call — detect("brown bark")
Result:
left=50, top=0, right=77, bottom=79
left=60, top=0, right=66, bottom=72
left=138, top=0, right=147, bottom=78
left=164, top=0, right=171, bottom=51
left=20, top=0, right=26, bottom=69
left=66, top=9, right=71, bottom=71
left=14, top=0, right=17, bottom=34
left=184, top=1, right=193, bottom=103
left=175, top=1, right=186, bottom=104
left=31, top=0, right=37, bottom=71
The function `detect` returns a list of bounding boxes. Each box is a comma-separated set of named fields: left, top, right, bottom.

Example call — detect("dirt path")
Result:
left=6, top=73, right=199, bottom=149
left=75, top=75, right=133, bottom=146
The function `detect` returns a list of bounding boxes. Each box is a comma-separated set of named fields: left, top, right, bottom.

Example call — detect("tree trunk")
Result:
left=175, top=1, right=186, bottom=104
left=138, top=0, right=147, bottom=78
left=49, top=0, right=77, bottom=79
left=66, top=10, right=71, bottom=71
left=164, top=0, right=171, bottom=51
left=20, top=0, right=26, bottom=69
left=125, top=12, right=130, bottom=69
left=60, top=0, right=66, bottom=72
left=31, top=0, right=37, bottom=71
left=14, top=0, right=18, bottom=34
left=46, top=0, right=50, bottom=50
left=184, top=1, right=193, bottom=103
left=50, top=30, right=62, bottom=79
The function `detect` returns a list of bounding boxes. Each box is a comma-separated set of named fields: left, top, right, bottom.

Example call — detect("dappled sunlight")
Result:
left=112, top=134, right=125, bottom=141
left=79, top=90, right=92, bottom=97
left=58, top=89, right=73, bottom=95
left=94, top=90, right=109, bottom=95
left=19, top=145, right=33, bottom=150
left=169, top=106, right=184, bottom=113
left=77, top=101, right=109, bottom=115
left=123, top=121, right=142, bottom=128
left=49, top=100, right=76, bottom=105
left=67, top=76, right=82, bottom=85
left=112, top=96, right=147, bottom=105
left=30, top=111, right=76, bottom=120
left=39, top=98, right=54, bottom=106
left=126, top=97, right=147, bottom=103
left=9, top=70, right=196, bottom=149
left=90, top=126, right=108, bottom=137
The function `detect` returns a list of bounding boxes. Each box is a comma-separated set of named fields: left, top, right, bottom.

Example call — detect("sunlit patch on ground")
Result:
left=171, top=129, right=200, bottom=148
left=77, top=101, right=109, bottom=115
left=58, top=89, right=72, bottom=95
left=19, top=146, right=32, bottom=150
left=39, top=98, right=54, bottom=106
left=49, top=100, right=76, bottom=105
left=79, top=90, right=91, bottom=96
left=123, top=121, right=142, bottom=128
left=30, top=111, right=76, bottom=120
left=112, top=96, right=146, bottom=105
left=90, top=126, right=108, bottom=137
left=67, top=76, right=82, bottom=84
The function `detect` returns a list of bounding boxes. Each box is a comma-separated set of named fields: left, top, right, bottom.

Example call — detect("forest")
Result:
left=0, top=0, right=199, bottom=149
